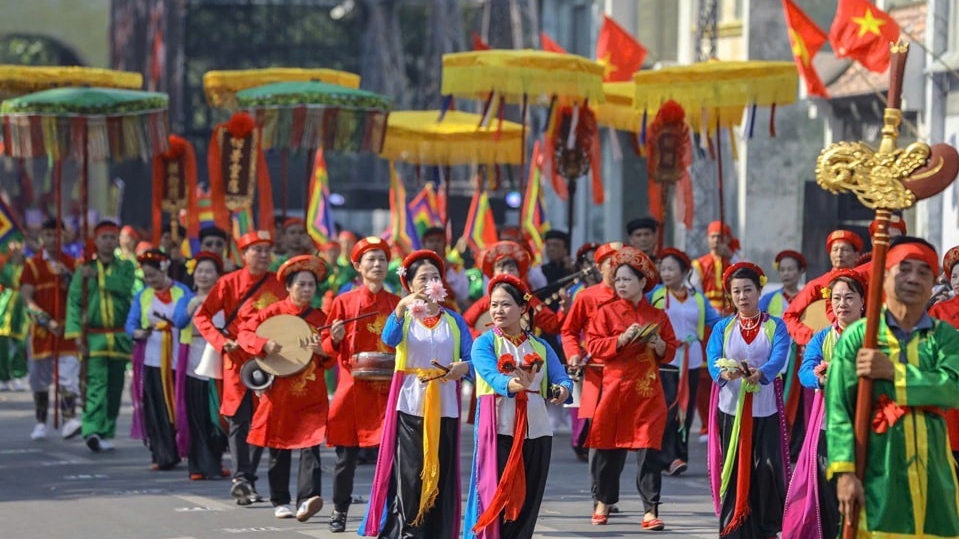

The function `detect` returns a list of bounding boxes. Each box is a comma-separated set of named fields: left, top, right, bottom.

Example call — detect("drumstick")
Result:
left=419, top=359, right=452, bottom=382
left=315, top=311, right=379, bottom=331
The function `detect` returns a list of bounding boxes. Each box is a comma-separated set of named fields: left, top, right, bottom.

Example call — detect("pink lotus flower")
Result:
left=409, top=299, right=429, bottom=320
left=425, top=280, right=448, bottom=303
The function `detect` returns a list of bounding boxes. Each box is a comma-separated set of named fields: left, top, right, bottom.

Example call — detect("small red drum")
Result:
left=350, top=352, right=395, bottom=381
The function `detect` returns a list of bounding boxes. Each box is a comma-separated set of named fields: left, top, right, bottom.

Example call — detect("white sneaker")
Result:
left=98, top=439, right=115, bottom=451
left=274, top=505, right=294, bottom=519
left=61, top=418, right=82, bottom=440
left=10, top=378, right=27, bottom=391
left=30, top=423, right=48, bottom=440
left=698, top=433, right=709, bottom=444
left=296, top=496, right=324, bottom=522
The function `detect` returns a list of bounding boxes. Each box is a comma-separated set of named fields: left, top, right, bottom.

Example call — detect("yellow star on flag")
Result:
left=789, top=29, right=811, bottom=67
left=599, top=53, right=618, bottom=79
left=851, top=8, right=886, bottom=38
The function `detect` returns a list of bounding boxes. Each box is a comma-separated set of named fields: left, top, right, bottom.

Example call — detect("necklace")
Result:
left=738, top=312, right=761, bottom=331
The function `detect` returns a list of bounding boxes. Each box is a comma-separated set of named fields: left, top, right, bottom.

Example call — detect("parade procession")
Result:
left=5, top=1, right=959, bottom=539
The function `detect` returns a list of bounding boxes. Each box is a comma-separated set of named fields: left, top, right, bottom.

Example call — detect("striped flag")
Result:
left=185, top=187, right=218, bottom=257
left=306, top=149, right=336, bottom=245
left=460, top=180, right=498, bottom=254
left=408, top=183, right=444, bottom=241
left=522, top=141, right=551, bottom=265
left=388, top=163, right=421, bottom=257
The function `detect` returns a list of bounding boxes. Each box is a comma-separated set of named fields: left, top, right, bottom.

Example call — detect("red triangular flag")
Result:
left=782, top=0, right=829, bottom=98
left=828, top=0, right=900, bottom=73
left=595, top=15, right=647, bottom=82
left=540, top=32, right=567, bottom=54
left=471, top=32, right=491, bottom=51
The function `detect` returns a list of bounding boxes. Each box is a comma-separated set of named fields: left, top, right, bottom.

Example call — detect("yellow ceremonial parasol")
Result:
left=631, top=60, right=799, bottom=233
left=203, top=67, right=361, bottom=109
left=595, top=81, right=742, bottom=134
left=380, top=110, right=523, bottom=167
left=441, top=50, right=605, bottom=104
left=0, top=65, right=143, bottom=100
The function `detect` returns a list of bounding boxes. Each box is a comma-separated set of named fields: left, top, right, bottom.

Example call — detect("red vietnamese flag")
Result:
left=596, top=15, right=647, bottom=82
left=471, top=32, right=491, bottom=51
left=782, top=0, right=829, bottom=98
left=540, top=32, right=567, bottom=54
left=828, top=0, right=900, bottom=73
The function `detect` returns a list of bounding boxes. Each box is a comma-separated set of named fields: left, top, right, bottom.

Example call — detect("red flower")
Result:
left=498, top=354, right=517, bottom=373
left=523, top=353, right=544, bottom=372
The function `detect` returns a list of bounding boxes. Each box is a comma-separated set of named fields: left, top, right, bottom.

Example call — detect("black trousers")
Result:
left=589, top=448, right=663, bottom=514
left=186, top=376, right=225, bottom=477
left=816, top=430, right=840, bottom=539
left=143, top=365, right=180, bottom=469
left=333, top=446, right=360, bottom=512
left=660, top=366, right=700, bottom=463
left=379, top=412, right=458, bottom=539
left=267, top=445, right=322, bottom=507
left=496, top=434, right=551, bottom=539
left=226, top=389, right=264, bottom=484
left=717, top=412, right=786, bottom=539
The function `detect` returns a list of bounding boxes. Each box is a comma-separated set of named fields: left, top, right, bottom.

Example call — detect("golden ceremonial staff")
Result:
left=815, top=40, right=959, bottom=538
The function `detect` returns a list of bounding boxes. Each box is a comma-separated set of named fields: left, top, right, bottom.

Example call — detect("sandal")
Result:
left=591, top=512, right=609, bottom=525
left=642, top=518, right=665, bottom=531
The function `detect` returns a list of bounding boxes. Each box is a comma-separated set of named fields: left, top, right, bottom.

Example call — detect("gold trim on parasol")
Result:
left=441, top=50, right=605, bottom=104
left=595, top=81, right=742, bottom=133
left=632, top=61, right=798, bottom=111
left=380, top=110, right=523, bottom=166
left=203, top=68, right=361, bottom=108
left=0, top=65, right=142, bottom=100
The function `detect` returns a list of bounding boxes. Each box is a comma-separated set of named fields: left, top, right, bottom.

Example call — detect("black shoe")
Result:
left=231, top=480, right=253, bottom=506
left=85, top=434, right=102, bottom=453
left=329, top=510, right=347, bottom=533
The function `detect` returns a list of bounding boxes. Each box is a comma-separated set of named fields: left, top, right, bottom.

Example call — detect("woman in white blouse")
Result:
left=361, top=250, right=472, bottom=539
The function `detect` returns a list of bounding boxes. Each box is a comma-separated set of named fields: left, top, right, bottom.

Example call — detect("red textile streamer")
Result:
left=472, top=392, right=529, bottom=531
left=721, top=391, right=754, bottom=536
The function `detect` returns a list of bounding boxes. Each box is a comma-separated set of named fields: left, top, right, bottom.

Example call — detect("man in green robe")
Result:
left=64, top=221, right=136, bottom=452
left=0, top=245, right=28, bottom=390
left=827, top=237, right=959, bottom=538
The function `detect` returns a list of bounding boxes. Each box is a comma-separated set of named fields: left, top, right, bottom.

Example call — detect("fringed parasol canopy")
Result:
left=595, top=82, right=743, bottom=133
left=441, top=50, right=605, bottom=104
left=235, top=80, right=391, bottom=153
left=0, top=65, right=143, bottom=100
left=632, top=61, right=798, bottom=112
left=0, top=87, right=169, bottom=161
left=381, top=110, right=523, bottom=166
left=203, top=68, right=361, bottom=109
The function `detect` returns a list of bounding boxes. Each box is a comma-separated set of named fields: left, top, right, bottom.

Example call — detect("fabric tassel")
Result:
left=174, top=342, right=191, bottom=458
left=640, top=108, right=648, bottom=146
left=495, top=95, right=506, bottom=140
left=159, top=328, right=176, bottom=423
left=720, top=391, right=755, bottom=537
left=707, top=133, right=716, bottom=161
left=412, top=378, right=442, bottom=525
left=472, top=392, right=529, bottom=531
left=130, top=341, right=147, bottom=440
left=587, top=111, right=604, bottom=204
left=256, top=151, right=275, bottom=236
left=747, top=104, right=758, bottom=139
left=648, top=180, right=664, bottom=224
left=437, top=95, right=453, bottom=122
left=770, top=104, right=777, bottom=137
left=629, top=131, right=642, bottom=156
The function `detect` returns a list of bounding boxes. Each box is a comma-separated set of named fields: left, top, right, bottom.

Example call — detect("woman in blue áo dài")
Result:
left=464, top=274, right=573, bottom=539
left=361, top=250, right=473, bottom=539
left=706, top=262, right=791, bottom=539
left=782, top=268, right=865, bottom=539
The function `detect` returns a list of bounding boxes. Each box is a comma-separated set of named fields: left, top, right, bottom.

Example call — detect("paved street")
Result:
left=0, top=384, right=718, bottom=538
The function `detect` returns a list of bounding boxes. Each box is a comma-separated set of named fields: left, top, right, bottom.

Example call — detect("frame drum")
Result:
left=350, top=352, right=395, bottom=381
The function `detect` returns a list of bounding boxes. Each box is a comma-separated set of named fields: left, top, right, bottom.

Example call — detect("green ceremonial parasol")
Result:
left=1, top=86, right=169, bottom=161
left=0, top=86, right=169, bottom=428
left=235, top=80, right=391, bottom=153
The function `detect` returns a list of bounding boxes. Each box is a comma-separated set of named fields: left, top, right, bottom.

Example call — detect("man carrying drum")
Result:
left=321, top=237, right=400, bottom=533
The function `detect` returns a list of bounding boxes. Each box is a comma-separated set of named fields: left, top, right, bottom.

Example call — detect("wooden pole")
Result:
left=52, top=159, right=62, bottom=430
left=281, top=149, right=288, bottom=219
left=79, top=136, right=90, bottom=407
